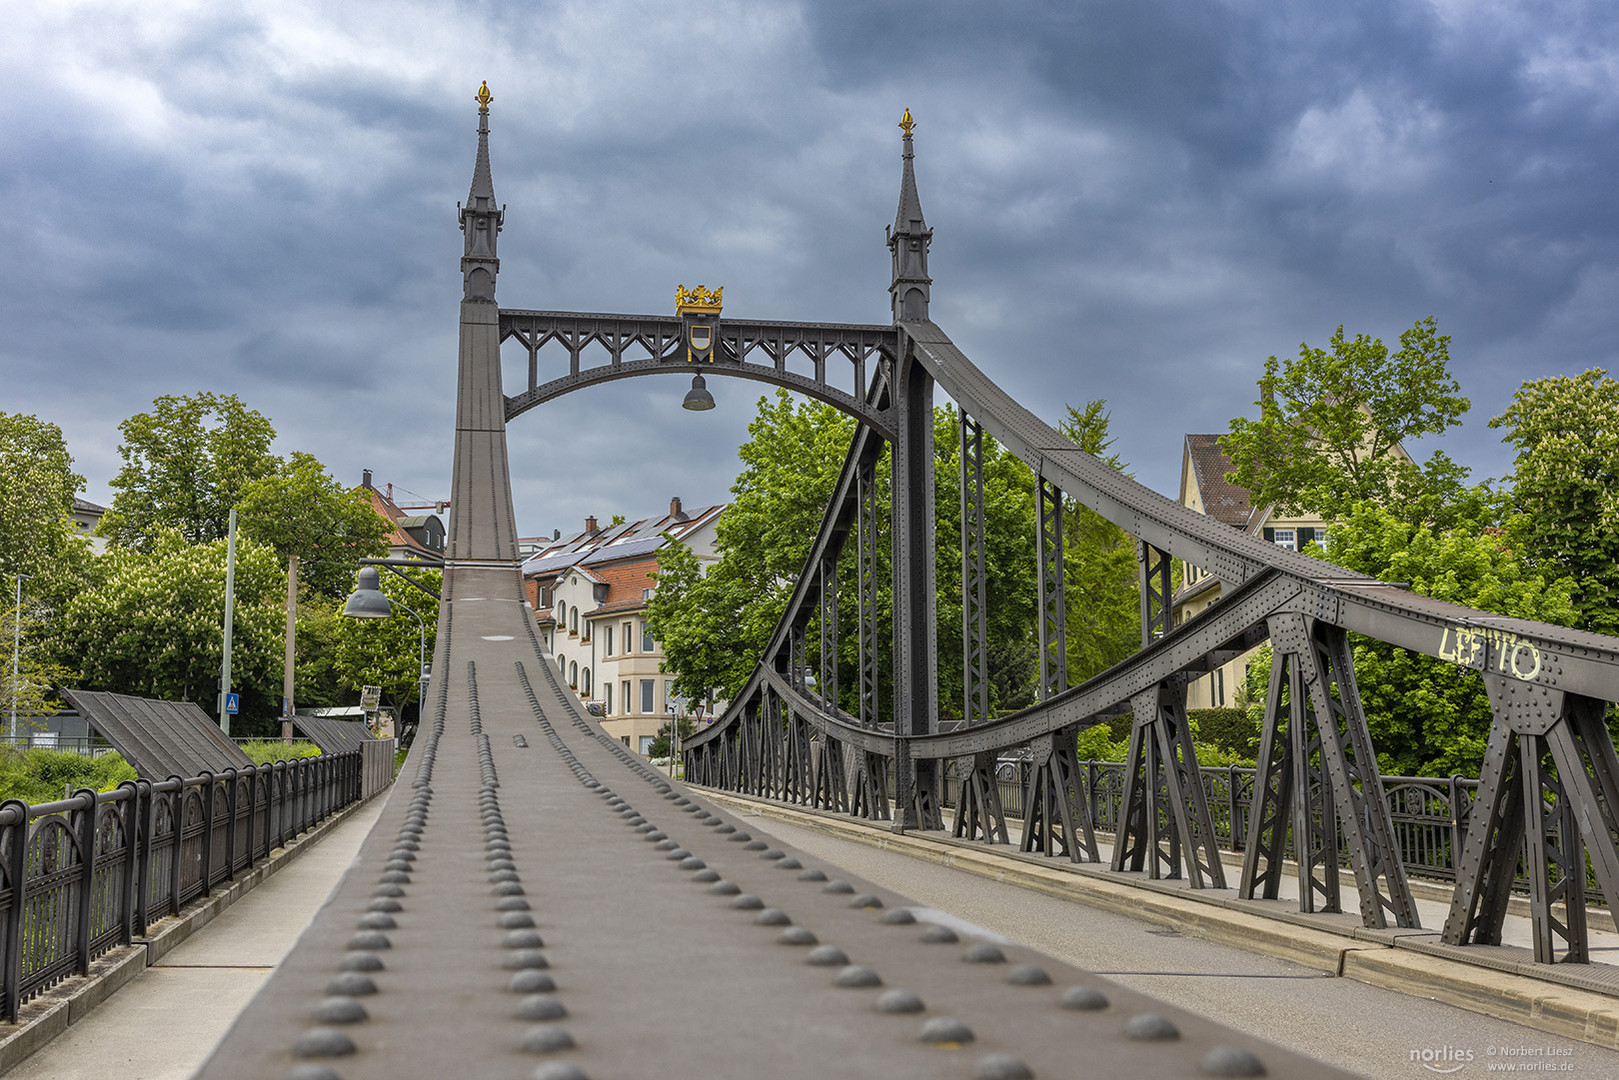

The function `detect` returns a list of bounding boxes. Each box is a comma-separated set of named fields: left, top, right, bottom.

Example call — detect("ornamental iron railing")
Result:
left=0, top=750, right=369, bottom=1021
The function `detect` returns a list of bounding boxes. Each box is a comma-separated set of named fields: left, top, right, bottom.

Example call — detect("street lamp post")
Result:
left=342, top=566, right=428, bottom=735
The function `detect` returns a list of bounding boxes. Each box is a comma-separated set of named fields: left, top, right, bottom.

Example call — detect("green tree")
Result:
left=1058, top=402, right=1141, bottom=682
left=101, top=393, right=280, bottom=549
left=0, top=411, right=93, bottom=600
left=1490, top=369, right=1619, bottom=636
left=45, top=530, right=285, bottom=728
left=1221, top=317, right=1480, bottom=527
left=1243, top=504, right=1578, bottom=775
left=238, top=452, right=393, bottom=599
left=329, top=569, right=440, bottom=717
left=648, top=714, right=697, bottom=759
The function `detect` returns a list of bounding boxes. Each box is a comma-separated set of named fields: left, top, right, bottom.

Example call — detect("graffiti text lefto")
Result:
left=1438, top=625, right=1542, bottom=682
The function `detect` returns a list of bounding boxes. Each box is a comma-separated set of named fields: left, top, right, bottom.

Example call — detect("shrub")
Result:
left=240, top=740, right=322, bottom=765
left=0, top=747, right=138, bottom=804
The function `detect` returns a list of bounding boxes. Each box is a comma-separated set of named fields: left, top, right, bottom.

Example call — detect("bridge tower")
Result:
left=888, top=110, right=941, bottom=830
left=448, top=81, right=520, bottom=563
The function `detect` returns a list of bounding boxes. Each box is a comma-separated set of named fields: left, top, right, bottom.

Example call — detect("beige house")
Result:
left=524, top=498, right=724, bottom=754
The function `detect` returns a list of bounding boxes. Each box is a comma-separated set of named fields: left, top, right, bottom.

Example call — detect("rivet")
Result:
left=731, top=894, right=764, bottom=911
left=879, top=909, right=915, bottom=925
left=503, top=949, right=550, bottom=970
left=368, top=899, right=403, bottom=914
left=692, top=869, right=721, bottom=883
left=754, top=908, right=791, bottom=926
left=1124, top=1013, right=1180, bottom=1041
left=920, top=924, right=957, bottom=945
left=919, top=1017, right=975, bottom=1045
left=530, top=1059, right=589, bottom=1079
left=1007, top=964, right=1051, bottom=986
left=378, top=871, right=410, bottom=885
left=776, top=858, right=802, bottom=870
left=876, top=988, right=924, bottom=1013
left=312, top=997, right=368, bottom=1024
left=708, top=881, right=741, bottom=896
left=337, top=953, right=383, bottom=973
left=506, top=930, right=545, bottom=949
left=849, top=894, right=884, bottom=910
left=515, top=994, right=567, bottom=1021
left=491, top=870, right=520, bottom=883
left=824, top=881, right=855, bottom=895
left=508, top=970, right=557, bottom=994
left=326, top=973, right=378, bottom=996
left=500, top=912, right=537, bottom=929
left=348, top=931, right=391, bottom=951
left=715, top=824, right=736, bottom=834
left=644, top=831, right=667, bottom=842
left=761, top=849, right=785, bottom=860
left=834, top=965, right=882, bottom=988
left=493, top=882, right=526, bottom=897
left=292, top=1028, right=357, bottom=1058
left=970, top=1053, right=1034, bottom=1080
left=797, top=868, right=828, bottom=882
left=962, top=943, right=1005, bottom=964
left=680, top=857, right=706, bottom=871
left=806, top=945, right=848, bottom=966
left=778, top=927, right=817, bottom=946
left=497, top=897, right=531, bottom=912
left=520, top=1025, right=576, bottom=1054
left=282, top=1065, right=343, bottom=1080
left=358, top=913, right=396, bottom=930
left=744, top=841, right=768, bottom=851
left=1199, top=1046, right=1266, bottom=1077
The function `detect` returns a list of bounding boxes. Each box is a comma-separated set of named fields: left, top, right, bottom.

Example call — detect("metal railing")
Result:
left=939, top=760, right=1588, bottom=904
left=0, top=750, right=367, bottom=1021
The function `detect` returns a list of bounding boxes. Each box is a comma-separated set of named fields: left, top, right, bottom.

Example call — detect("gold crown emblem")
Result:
left=899, top=108, right=915, bottom=136
left=476, top=81, right=493, bottom=110
left=676, top=284, right=723, bottom=314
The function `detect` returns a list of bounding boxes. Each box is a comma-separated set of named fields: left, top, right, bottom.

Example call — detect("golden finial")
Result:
left=898, top=108, right=915, bottom=136
left=476, top=81, right=493, bottom=111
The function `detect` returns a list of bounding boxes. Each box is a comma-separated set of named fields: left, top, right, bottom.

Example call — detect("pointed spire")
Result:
left=459, top=81, right=503, bottom=303
left=887, top=108, right=932, bottom=323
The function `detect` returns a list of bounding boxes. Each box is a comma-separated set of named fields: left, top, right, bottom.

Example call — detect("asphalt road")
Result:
left=735, top=809, right=1619, bottom=1080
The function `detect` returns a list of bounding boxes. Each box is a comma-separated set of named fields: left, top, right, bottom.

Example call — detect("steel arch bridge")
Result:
left=196, top=89, right=1619, bottom=1079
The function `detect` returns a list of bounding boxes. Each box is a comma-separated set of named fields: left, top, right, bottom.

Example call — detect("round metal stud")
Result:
left=715, top=824, right=736, bottom=834
left=754, top=908, right=791, bottom=926
left=806, top=945, right=848, bottom=966
left=515, top=994, right=567, bottom=1021
left=962, top=943, right=1005, bottom=964
left=760, top=849, right=785, bottom=860
left=970, top=1053, right=1034, bottom=1080
left=326, top=973, right=378, bottom=996
left=728, top=832, right=751, bottom=842
left=282, top=1065, right=343, bottom=1080
left=878, top=909, right=915, bottom=925
left=358, top=913, right=397, bottom=930
left=338, top=953, right=384, bottom=973
left=348, top=931, right=391, bottom=950
left=919, top=1017, right=975, bottom=1045
left=777, top=927, right=817, bottom=946
left=679, top=857, right=706, bottom=871
left=508, top=970, right=557, bottom=994
left=312, top=997, right=368, bottom=1024
left=520, top=1025, right=576, bottom=1054
left=292, top=1028, right=357, bottom=1058
left=368, top=899, right=403, bottom=914
left=823, top=881, right=855, bottom=895
left=503, top=949, right=550, bottom=970
left=707, top=881, right=740, bottom=896
left=1124, top=1013, right=1180, bottom=1041
left=530, top=1060, right=589, bottom=1079
left=834, top=965, right=882, bottom=988
left=797, top=868, right=827, bottom=882
left=744, top=841, right=768, bottom=851
left=691, top=869, right=721, bottom=883
left=730, top=894, right=764, bottom=911
left=505, top=929, right=546, bottom=949
left=776, top=858, right=802, bottom=870
left=876, top=989, right=925, bottom=1014
left=378, top=871, right=410, bottom=885
left=644, top=831, right=667, bottom=842
left=500, top=912, right=537, bottom=929
left=1007, top=964, right=1051, bottom=986
left=497, top=897, right=532, bottom=912
left=493, top=882, right=526, bottom=897
left=1199, top=1047, right=1266, bottom=1077
left=849, top=894, right=884, bottom=910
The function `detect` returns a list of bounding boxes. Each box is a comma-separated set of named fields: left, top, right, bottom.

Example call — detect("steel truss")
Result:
left=953, top=412, right=1008, bottom=844
left=1445, top=676, right=1619, bottom=962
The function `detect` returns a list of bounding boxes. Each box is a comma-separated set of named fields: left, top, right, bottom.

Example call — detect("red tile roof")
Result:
left=1184, top=435, right=1254, bottom=530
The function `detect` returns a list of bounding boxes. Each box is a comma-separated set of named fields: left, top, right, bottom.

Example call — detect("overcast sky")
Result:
left=4, top=1, right=1617, bottom=539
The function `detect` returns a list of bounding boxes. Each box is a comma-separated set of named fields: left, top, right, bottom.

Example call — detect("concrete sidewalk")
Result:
left=5, top=797, right=385, bottom=1080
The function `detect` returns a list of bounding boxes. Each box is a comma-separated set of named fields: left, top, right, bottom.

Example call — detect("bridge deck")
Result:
left=197, top=566, right=1346, bottom=1079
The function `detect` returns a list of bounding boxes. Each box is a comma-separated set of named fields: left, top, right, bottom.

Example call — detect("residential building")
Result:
left=524, top=497, right=724, bottom=755
left=358, top=469, right=446, bottom=560
left=70, top=498, right=108, bottom=554
left=1172, top=429, right=1410, bottom=709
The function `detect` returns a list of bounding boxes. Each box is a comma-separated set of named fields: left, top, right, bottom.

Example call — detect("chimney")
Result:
left=669, top=496, right=684, bottom=520
left=585, top=516, right=599, bottom=534
left=553, top=529, right=561, bottom=541
left=362, top=469, right=373, bottom=489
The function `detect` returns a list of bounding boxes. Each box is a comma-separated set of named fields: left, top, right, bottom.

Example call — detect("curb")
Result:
left=0, top=786, right=387, bottom=1076
left=702, top=789, right=1619, bottom=1050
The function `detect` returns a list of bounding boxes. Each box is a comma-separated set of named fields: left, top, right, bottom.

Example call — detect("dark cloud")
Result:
left=2, top=0, right=1617, bottom=538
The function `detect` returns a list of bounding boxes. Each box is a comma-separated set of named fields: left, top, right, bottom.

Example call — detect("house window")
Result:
left=622, top=680, right=631, bottom=714
left=622, top=622, right=632, bottom=654
left=642, top=587, right=653, bottom=600
left=569, top=661, right=578, bottom=686
left=557, top=600, right=565, bottom=623
left=570, top=609, right=579, bottom=635
left=604, top=683, right=613, bottom=715
left=639, top=736, right=656, bottom=756
left=1271, top=529, right=1296, bottom=551
left=640, top=679, right=655, bottom=714
left=641, top=622, right=654, bottom=653
left=621, top=736, right=631, bottom=747
left=557, top=653, right=565, bottom=673
left=582, top=668, right=591, bottom=697
left=603, top=629, right=613, bottom=657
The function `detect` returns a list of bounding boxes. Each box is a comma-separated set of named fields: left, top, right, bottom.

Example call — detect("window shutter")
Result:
left=1262, top=527, right=1274, bottom=542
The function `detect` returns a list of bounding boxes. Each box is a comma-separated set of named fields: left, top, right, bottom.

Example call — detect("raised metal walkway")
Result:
left=197, top=563, right=1345, bottom=1079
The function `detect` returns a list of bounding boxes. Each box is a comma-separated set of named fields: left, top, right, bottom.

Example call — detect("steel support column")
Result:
left=889, top=347, right=940, bottom=830
left=1036, top=476, right=1067, bottom=700
left=953, top=411, right=1007, bottom=843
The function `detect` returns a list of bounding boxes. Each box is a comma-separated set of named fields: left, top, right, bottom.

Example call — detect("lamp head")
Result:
left=682, top=373, right=716, bottom=412
left=342, top=566, right=394, bottom=619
